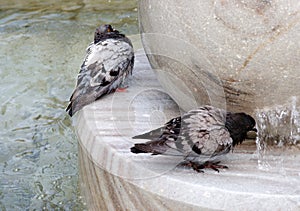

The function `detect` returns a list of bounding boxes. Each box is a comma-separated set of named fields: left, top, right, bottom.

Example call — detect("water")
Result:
left=0, top=0, right=138, bottom=210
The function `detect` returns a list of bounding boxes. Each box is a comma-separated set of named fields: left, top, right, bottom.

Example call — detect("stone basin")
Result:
left=74, top=2, right=300, bottom=208
left=138, top=0, right=300, bottom=144
left=76, top=50, right=300, bottom=210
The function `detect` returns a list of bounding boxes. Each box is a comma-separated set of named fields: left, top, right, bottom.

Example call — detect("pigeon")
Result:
left=131, top=105, right=256, bottom=172
left=66, top=24, right=134, bottom=116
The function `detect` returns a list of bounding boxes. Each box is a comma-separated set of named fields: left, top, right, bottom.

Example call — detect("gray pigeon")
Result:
left=66, top=24, right=134, bottom=116
left=131, top=105, right=256, bottom=172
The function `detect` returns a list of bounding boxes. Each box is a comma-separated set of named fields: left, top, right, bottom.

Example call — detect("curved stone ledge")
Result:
left=75, top=51, right=300, bottom=210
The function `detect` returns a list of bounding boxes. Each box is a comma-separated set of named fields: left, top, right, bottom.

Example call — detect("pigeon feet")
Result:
left=116, top=87, right=128, bottom=92
left=182, top=161, right=228, bottom=173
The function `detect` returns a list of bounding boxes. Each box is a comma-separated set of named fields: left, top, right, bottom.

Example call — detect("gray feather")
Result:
left=131, top=105, right=257, bottom=172
left=67, top=36, right=134, bottom=116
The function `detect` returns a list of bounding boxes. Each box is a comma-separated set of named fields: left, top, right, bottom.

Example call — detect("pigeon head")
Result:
left=97, top=24, right=114, bottom=33
left=94, top=24, right=122, bottom=43
left=225, top=112, right=256, bottom=146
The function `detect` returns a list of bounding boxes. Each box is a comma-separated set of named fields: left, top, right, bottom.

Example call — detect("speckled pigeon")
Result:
left=66, top=24, right=134, bottom=116
left=131, top=105, right=256, bottom=172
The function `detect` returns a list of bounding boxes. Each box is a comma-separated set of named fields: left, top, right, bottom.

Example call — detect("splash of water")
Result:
left=255, top=96, right=300, bottom=170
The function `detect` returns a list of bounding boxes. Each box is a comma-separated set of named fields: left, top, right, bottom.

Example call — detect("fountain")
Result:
left=76, top=1, right=300, bottom=209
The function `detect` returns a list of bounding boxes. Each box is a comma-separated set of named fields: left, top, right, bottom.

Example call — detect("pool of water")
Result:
left=0, top=0, right=138, bottom=210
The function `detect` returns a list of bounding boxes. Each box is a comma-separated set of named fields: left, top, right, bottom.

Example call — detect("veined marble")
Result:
left=75, top=50, right=300, bottom=210
left=138, top=0, right=300, bottom=145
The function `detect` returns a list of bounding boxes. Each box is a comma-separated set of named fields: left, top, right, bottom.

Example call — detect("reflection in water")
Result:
left=0, top=0, right=138, bottom=210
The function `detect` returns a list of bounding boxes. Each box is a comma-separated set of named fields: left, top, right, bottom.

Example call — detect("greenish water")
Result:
left=0, top=0, right=138, bottom=210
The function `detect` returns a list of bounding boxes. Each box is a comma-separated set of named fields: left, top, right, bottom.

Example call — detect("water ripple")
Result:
left=0, top=0, right=138, bottom=210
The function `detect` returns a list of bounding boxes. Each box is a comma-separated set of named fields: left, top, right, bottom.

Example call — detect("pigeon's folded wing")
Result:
left=176, top=106, right=233, bottom=158
left=67, top=38, right=134, bottom=116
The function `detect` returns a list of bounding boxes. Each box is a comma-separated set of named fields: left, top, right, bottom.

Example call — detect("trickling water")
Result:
left=255, top=96, right=300, bottom=145
left=255, top=96, right=300, bottom=170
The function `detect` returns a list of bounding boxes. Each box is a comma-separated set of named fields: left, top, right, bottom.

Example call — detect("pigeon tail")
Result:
left=130, top=140, right=168, bottom=155
left=130, top=145, right=148, bottom=154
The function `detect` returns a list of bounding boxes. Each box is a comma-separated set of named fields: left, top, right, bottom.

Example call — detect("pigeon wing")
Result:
left=131, top=116, right=183, bottom=155
left=67, top=38, right=134, bottom=116
left=177, top=106, right=233, bottom=158
left=132, top=117, right=181, bottom=140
